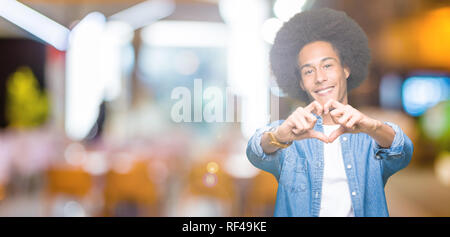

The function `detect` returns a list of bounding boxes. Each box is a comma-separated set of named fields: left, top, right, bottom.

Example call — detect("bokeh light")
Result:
left=434, top=151, right=450, bottom=187
left=63, top=200, right=86, bottom=217
left=421, top=101, right=450, bottom=142
left=273, top=0, right=307, bottom=22
left=206, top=162, right=219, bottom=174
left=174, top=50, right=200, bottom=76
left=64, top=142, right=87, bottom=166
left=402, top=76, right=449, bottom=116
left=261, top=17, right=284, bottom=44
left=379, top=73, right=403, bottom=110
left=202, top=173, right=218, bottom=188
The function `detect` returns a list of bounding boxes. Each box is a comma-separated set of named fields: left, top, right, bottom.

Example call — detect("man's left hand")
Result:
left=323, top=99, right=381, bottom=143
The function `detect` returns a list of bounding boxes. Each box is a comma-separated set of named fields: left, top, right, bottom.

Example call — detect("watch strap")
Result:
left=267, top=131, right=292, bottom=149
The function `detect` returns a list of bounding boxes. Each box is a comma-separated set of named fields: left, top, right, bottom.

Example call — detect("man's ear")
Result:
left=344, top=66, right=351, bottom=80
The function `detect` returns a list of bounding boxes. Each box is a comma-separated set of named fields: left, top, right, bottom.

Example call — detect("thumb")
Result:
left=328, top=126, right=346, bottom=143
left=308, top=130, right=329, bottom=143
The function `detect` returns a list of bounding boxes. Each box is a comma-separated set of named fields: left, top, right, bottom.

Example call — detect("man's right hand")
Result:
left=273, top=101, right=329, bottom=144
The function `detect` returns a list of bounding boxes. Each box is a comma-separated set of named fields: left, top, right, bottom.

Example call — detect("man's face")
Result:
left=297, top=41, right=350, bottom=105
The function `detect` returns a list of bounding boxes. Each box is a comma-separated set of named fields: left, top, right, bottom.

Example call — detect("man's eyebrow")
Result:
left=298, top=63, right=312, bottom=72
left=321, top=57, right=338, bottom=63
left=298, top=57, right=338, bottom=71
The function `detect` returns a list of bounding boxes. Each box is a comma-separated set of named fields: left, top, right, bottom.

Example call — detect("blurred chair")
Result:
left=0, top=183, right=5, bottom=202
left=244, top=170, right=278, bottom=216
left=44, top=166, right=93, bottom=216
left=103, top=160, right=159, bottom=216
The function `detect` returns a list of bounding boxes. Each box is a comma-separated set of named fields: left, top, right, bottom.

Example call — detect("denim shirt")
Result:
left=246, top=116, right=413, bottom=217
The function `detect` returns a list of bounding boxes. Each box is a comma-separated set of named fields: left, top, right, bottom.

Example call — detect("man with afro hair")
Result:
left=246, top=8, right=413, bottom=217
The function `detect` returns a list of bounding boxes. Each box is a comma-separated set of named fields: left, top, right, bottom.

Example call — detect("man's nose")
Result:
left=315, top=68, right=327, bottom=83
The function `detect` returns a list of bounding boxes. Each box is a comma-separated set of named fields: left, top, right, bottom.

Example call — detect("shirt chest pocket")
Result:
left=280, top=156, right=308, bottom=192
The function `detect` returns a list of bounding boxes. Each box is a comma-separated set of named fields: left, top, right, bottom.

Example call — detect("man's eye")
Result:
left=304, top=69, right=313, bottom=75
left=324, top=64, right=333, bottom=68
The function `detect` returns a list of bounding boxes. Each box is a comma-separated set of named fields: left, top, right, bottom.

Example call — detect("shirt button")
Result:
left=347, top=164, right=352, bottom=169
left=343, top=137, right=347, bottom=141
left=352, top=191, right=356, bottom=196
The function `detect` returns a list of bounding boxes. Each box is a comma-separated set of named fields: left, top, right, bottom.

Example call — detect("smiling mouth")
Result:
left=315, top=86, right=334, bottom=95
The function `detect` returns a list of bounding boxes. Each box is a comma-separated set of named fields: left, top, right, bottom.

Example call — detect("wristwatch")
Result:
left=267, top=127, right=292, bottom=149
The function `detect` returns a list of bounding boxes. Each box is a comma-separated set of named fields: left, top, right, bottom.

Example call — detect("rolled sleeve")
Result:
left=373, top=121, right=414, bottom=183
left=373, top=122, right=405, bottom=159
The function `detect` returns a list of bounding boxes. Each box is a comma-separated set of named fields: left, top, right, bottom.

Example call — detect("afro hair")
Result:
left=270, top=8, right=371, bottom=102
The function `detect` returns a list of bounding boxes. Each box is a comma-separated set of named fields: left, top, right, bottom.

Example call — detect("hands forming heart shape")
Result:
left=274, top=99, right=379, bottom=144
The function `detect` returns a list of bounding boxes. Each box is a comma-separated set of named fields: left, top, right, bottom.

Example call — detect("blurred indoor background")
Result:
left=0, top=0, right=449, bottom=217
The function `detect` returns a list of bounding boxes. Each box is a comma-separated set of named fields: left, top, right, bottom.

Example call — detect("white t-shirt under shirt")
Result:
left=319, top=124, right=355, bottom=217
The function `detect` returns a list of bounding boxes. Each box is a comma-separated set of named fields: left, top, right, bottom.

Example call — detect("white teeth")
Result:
left=316, top=87, right=333, bottom=95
